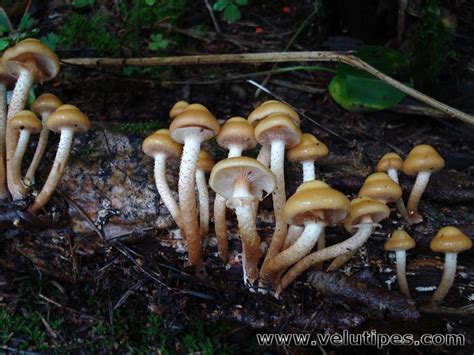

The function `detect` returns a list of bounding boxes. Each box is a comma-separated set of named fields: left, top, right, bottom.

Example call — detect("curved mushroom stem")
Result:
left=326, top=249, right=357, bottom=272
left=275, top=216, right=374, bottom=297
left=9, top=129, right=31, bottom=200
left=302, top=160, right=315, bottom=181
left=196, top=169, right=209, bottom=237
left=387, top=168, right=411, bottom=224
left=24, top=112, right=51, bottom=186
left=257, top=145, right=271, bottom=167
left=406, top=171, right=431, bottom=224
left=314, top=230, right=326, bottom=270
left=282, top=225, right=303, bottom=250
left=0, top=84, right=8, bottom=199
left=178, top=136, right=203, bottom=271
left=28, top=128, right=74, bottom=214
left=394, top=250, right=411, bottom=299
left=430, top=252, right=457, bottom=307
left=153, top=154, right=183, bottom=231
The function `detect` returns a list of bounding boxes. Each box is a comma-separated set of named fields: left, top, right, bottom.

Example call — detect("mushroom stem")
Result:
left=314, top=230, right=326, bottom=270
left=154, top=154, right=183, bottom=230
left=395, top=250, right=411, bottom=299
left=196, top=169, right=209, bottom=237
left=406, top=171, right=431, bottom=223
left=302, top=160, right=315, bottom=181
left=0, top=84, right=8, bottom=199
left=28, top=128, right=74, bottom=213
left=430, top=252, right=457, bottom=306
left=276, top=216, right=374, bottom=296
left=282, top=225, right=303, bottom=249
left=9, top=129, right=31, bottom=200
left=387, top=168, right=411, bottom=223
left=24, top=112, right=51, bottom=186
left=257, top=145, right=271, bottom=167
left=326, top=250, right=357, bottom=271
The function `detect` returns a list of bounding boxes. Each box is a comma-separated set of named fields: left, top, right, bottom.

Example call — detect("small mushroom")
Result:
left=28, top=105, right=91, bottom=213
left=24, top=93, right=63, bottom=186
left=384, top=229, right=416, bottom=299
left=287, top=133, right=328, bottom=181
left=142, top=129, right=184, bottom=232
left=402, top=145, right=445, bottom=224
left=169, top=100, right=189, bottom=119
left=209, top=157, right=276, bottom=286
left=0, top=62, right=15, bottom=200
left=196, top=150, right=215, bottom=237
left=8, top=111, right=42, bottom=200
left=169, top=104, right=220, bottom=272
left=429, top=226, right=472, bottom=307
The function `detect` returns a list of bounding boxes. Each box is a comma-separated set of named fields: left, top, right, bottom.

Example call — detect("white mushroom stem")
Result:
left=314, top=230, right=326, bottom=270
left=302, top=160, right=315, bottom=181
left=406, top=171, right=431, bottom=222
left=153, top=153, right=183, bottom=230
left=257, top=145, right=271, bottom=167
left=196, top=169, right=209, bottom=237
left=276, top=216, right=374, bottom=296
left=387, top=168, right=411, bottom=224
left=0, top=84, right=8, bottom=199
left=25, top=112, right=51, bottom=186
left=282, top=225, right=303, bottom=249
left=28, top=128, right=74, bottom=213
left=430, top=252, right=458, bottom=306
left=9, top=129, right=31, bottom=200
left=394, top=250, right=411, bottom=299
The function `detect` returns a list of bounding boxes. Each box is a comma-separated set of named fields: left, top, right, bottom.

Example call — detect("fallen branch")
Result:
left=62, top=51, right=474, bottom=125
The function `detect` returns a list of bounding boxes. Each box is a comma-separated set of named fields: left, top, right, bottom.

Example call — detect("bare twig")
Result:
left=203, top=0, right=221, bottom=34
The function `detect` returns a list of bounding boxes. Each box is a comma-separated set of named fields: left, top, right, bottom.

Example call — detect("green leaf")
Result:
left=145, top=0, right=156, bottom=5
left=235, top=0, right=248, bottom=5
left=0, top=39, right=10, bottom=51
left=18, top=13, right=34, bottom=32
left=213, top=0, right=231, bottom=12
left=41, top=33, right=59, bottom=51
left=27, top=88, right=36, bottom=108
left=0, top=8, right=12, bottom=34
left=73, top=0, right=96, bottom=8
left=223, top=4, right=241, bottom=22
left=149, top=34, right=169, bottom=51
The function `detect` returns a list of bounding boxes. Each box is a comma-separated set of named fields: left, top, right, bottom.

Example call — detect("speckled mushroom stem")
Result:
left=406, top=171, right=431, bottom=223
left=0, top=84, right=8, bottom=199
left=430, top=252, right=457, bottom=306
left=394, top=250, right=411, bottom=299
left=25, top=112, right=51, bottom=186
left=9, top=129, right=31, bottom=200
left=178, top=136, right=203, bottom=271
left=282, top=225, right=303, bottom=249
left=28, top=128, right=74, bottom=213
left=302, top=160, right=315, bottom=181
left=387, top=168, right=411, bottom=224
left=196, top=169, right=209, bottom=237
left=153, top=154, right=183, bottom=231
left=276, top=216, right=374, bottom=297
left=257, top=145, right=271, bottom=167
left=326, top=249, right=356, bottom=272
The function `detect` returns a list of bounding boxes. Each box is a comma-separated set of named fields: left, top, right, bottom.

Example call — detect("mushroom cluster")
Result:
left=0, top=39, right=91, bottom=218
left=144, top=100, right=471, bottom=304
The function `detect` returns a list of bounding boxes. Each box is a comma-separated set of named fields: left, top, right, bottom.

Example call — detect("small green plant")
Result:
left=0, top=10, right=38, bottom=50
left=213, top=0, right=248, bottom=22
left=120, top=121, right=166, bottom=134
left=73, top=0, right=96, bottom=8
left=148, top=33, right=169, bottom=51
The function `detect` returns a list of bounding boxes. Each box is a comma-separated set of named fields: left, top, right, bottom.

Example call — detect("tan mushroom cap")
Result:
left=55, top=104, right=80, bottom=112
left=287, top=133, right=329, bottom=163
left=376, top=153, right=403, bottom=172
left=196, top=150, right=215, bottom=173
left=403, top=145, right=445, bottom=175
left=254, top=113, right=302, bottom=149
left=217, top=117, right=257, bottom=151
left=142, top=129, right=182, bottom=158
left=358, top=172, right=402, bottom=203
left=344, top=196, right=390, bottom=233
left=430, top=226, right=472, bottom=253
left=295, top=180, right=329, bottom=193
left=385, top=229, right=416, bottom=251
left=47, top=106, right=91, bottom=134
left=169, top=100, right=189, bottom=119
left=31, top=93, right=63, bottom=116
left=10, top=110, right=42, bottom=133
left=209, top=157, right=276, bottom=200
left=2, top=38, right=60, bottom=83
left=169, top=107, right=220, bottom=144
left=284, top=181, right=350, bottom=226
left=0, top=61, right=16, bottom=90
left=248, top=100, right=300, bottom=127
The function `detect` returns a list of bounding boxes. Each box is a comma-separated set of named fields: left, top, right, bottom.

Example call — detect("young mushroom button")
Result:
left=28, top=106, right=91, bottom=213
left=287, top=133, right=328, bottom=182
left=169, top=100, right=189, bottom=119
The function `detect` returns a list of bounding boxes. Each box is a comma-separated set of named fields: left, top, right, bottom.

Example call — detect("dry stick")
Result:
left=62, top=52, right=474, bottom=125
left=203, top=0, right=221, bottom=34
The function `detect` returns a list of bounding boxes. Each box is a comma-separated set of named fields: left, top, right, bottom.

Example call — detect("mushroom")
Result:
left=214, top=117, right=257, bottom=260
left=196, top=150, right=215, bottom=237
left=28, top=105, right=91, bottom=213
left=24, top=93, right=63, bottom=186
left=429, top=226, right=472, bottom=306
left=169, top=104, right=220, bottom=272
left=209, top=157, right=275, bottom=286
left=276, top=196, right=389, bottom=296
left=402, top=145, right=445, bottom=224
left=8, top=111, right=42, bottom=200
left=254, top=114, right=302, bottom=286
left=169, top=100, right=189, bottom=119
left=265, top=180, right=350, bottom=281
left=376, top=152, right=410, bottom=223
left=384, top=229, right=416, bottom=299
left=0, top=63, right=15, bottom=200
left=142, top=129, right=184, bottom=232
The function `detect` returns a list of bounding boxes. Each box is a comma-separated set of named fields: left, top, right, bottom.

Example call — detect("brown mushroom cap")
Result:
left=403, top=145, right=445, bottom=175
left=376, top=153, right=403, bottom=172
left=248, top=100, right=300, bottom=127
left=284, top=180, right=350, bottom=226
left=169, top=107, right=220, bottom=144
left=2, top=38, right=60, bottom=83
left=430, top=226, right=472, bottom=253
left=196, top=150, right=215, bottom=173
left=358, top=172, right=402, bottom=203
left=169, top=100, right=189, bottom=119
left=209, top=157, right=275, bottom=200
left=254, top=113, right=302, bottom=149
left=142, top=129, right=182, bottom=158
left=47, top=106, right=91, bottom=134
left=287, top=133, right=328, bottom=162
left=31, top=93, right=63, bottom=116
left=217, top=117, right=257, bottom=151
left=55, top=104, right=80, bottom=112
left=385, top=229, right=416, bottom=251
left=344, top=196, right=390, bottom=233
left=10, top=110, right=42, bottom=133
left=295, top=180, right=329, bottom=193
